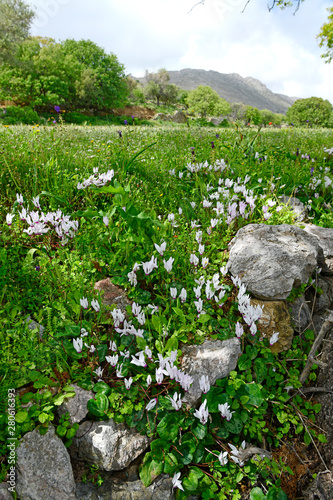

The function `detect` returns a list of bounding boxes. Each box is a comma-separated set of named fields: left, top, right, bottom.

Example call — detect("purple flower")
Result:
left=215, top=133, right=219, bottom=138
left=117, top=130, right=122, bottom=138
left=211, top=142, right=215, bottom=149
left=35, top=266, right=40, bottom=272
left=54, top=106, right=61, bottom=113
left=124, top=119, right=128, bottom=125
left=53, top=120, right=57, bottom=124
left=310, top=167, right=314, bottom=176
left=131, top=115, right=134, bottom=119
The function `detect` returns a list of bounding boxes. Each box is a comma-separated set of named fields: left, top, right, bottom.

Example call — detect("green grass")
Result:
left=0, top=123, right=332, bottom=498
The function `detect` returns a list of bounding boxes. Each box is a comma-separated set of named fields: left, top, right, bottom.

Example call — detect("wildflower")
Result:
left=170, top=287, right=177, bottom=299
left=194, top=399, right=209, bottom=425
left=198, top=244, right=205, bottom=255
left=6, top=214, right=14, bottom=226
left=190, top=254, right=199, bottom=266
left=235, top=322, right=244, bottom=339
left=124, top=119, right=128, bottom=125
left=131, top=351, right=146, bottom=367
left=91, top=299, right=100, bottom=312
left=195, top=230, right=203, bottom=244
left=137, top=311, right=146, bottom=326
left=146, top=374, right=152, bottom=386
left=177, top=370, right=193, bottom=391
left=193, top=285, right=202, bottom=299
left=142, top=256, right=158, bottom=275
left=132, top=302, right=141, bottom=316
left=154, top=241, right=166, bottom=256
left=155, top=367, right=165, bottom=385
left=163, top=257, right=174, bottom=272
left=199, top=375, right=210, bottom=394
left=106, top=354, right=118, bottom=367
left=194, top=298, right=204, bottom=314
left=94, top=366, right=104, bottom=378
left=172, top=472, right=184, bottom=491
left=179, top=288, right=187, bottom=303
left=124, top=377, right=133, bottom=390
left=202, top=257, right=209, bottom=268
left=103, top=216, right=109, bottom=226
left=270, top=331, right=280, bottom=345
left=16, top=193, right=24, bottom=205
left=169, top=392, right=183, bottom=411
left=218, top=451, right=228, bottom=466
left=211, top=218, right=219, bottom=228
left=228, top=441, right=246, bottom=466
left=145, top=399, right=157, bottom=411
left=147, top=304, right=158, bottom=314
left=116, top=363, right=124, bottom=378
left=80, top=297, right=89, bottom=309
left=264, top=212, right=272, bottom=220
left=110, top=340, right=117, bottom=351
left=73, top=337, right=83, bottom=353
left=127, top=270, right=137, bottom=286
left=54, top=105, right=61, bottom=113
left=219, top=402, right=234, bottom=421
left=32, top=196, right=41, bottom=209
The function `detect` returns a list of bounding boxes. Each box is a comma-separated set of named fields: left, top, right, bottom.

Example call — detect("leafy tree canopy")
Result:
left=286, top=96, right=333, bottom=127
left=186, top=85, right=231, bottom=118
left=0, top=0, right=35, bottom=63
left=0, top=37, right=129, bottom=111
left=318, top=6, right=333, bottom=63
left=143, top=69, right=180, bottom=106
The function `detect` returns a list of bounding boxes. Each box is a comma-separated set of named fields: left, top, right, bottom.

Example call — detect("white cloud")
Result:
left=28, top=0, right=333, bottom=104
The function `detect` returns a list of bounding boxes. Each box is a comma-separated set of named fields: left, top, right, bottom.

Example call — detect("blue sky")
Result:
left=28, top=0, right=333, bottom=103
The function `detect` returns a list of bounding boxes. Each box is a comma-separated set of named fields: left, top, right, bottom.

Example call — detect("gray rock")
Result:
left=289, top=296, right=312, bottom=333
left=16, top=425, right=76, bottom=500
left=153, top=113, right=171, bottom=121
left=75, top=475, right=175, bottom=500
left=94, top=278, right=131, bottom=319
left=303, top=471, right=333, bottom=499
left=315, top=276, right=333, bottom=312
left=25, top=316, right=45, bottom=338
left=279, top=195, right=308, bottom=222
left=57, top=384, right=94, bottom=425
left=71, top=419, right=150, bottom=471
left=180, top=338, right=240, bottom=406
left=171, top=110, right=187, bottom=123
left=228, top=224, right=326, bottom=300
left=0, top=483, right=13, bottom=500
left=302, top=224, right=333, bottom=273
left=208, top=117, right=224, bottom=126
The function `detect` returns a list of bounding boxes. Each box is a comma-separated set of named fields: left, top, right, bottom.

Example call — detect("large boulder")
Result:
left=228, top=224, right=326, bottom=300
left=16, top=425, right=76, bottom=500
left=180, top=338, right=241, bottom=406
left=302, top=224, right=333, bottom=273
left=94, top=278, right=131, bottom=318
left=71, top=419, right=150, bottom=472
left=171, top=110, right=187, bottom=123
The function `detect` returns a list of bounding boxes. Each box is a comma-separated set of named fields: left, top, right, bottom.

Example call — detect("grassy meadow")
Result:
left=1, top=122, right=333, bottom=498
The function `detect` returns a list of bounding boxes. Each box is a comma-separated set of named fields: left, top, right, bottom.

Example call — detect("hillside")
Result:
left=140, top=68, right=297, bottom=114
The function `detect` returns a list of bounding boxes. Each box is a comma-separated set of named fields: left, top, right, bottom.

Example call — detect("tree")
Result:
left=245, top=106, right=261, bottom=125
left=0, top=0, right=35, bottom=63
left=260, top=109, right=283, bottom=126
left=318, top=7, right=333, bottom=63
left=186, top=85, right=231, bottom=118
left=0, top=38, right=129, bottom=111
left=286, top=97, right=333, bottom=127
left=143, top=69, right=180, bottom=106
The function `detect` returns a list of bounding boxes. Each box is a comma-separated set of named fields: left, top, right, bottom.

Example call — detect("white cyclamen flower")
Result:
left=172, top=472, right=184, bottom=491
left=80, top=297, right=89, bottom=309
left=73, top=338, right=83, bottom=353
left=270, top=331, right=280, bottom=345
left=91, top=299, right=100, bottom=312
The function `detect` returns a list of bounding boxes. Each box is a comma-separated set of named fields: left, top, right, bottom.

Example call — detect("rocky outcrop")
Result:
left=71, top=419, right=150, bottom=472
left=16, top=426, right=76, bottom=500
left=180, top=338, right=241, bottom=405
left=228, top=224, right=327, bottom=300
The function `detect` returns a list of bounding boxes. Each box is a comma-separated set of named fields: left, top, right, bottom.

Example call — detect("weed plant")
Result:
left=1, top=123, right=333, bottom=498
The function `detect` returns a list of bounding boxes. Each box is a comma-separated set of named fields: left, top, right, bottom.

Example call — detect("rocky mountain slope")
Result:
left=165, top=69, right=297, bottom=114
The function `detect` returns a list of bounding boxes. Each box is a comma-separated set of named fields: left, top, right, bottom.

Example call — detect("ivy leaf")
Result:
left=87, top=394, right=109, bottom=417
left=139, top=452, right=163, bottom=487
left=15, top=411, right=28, bottom=423
left=157, top=413, right=181, bottom=441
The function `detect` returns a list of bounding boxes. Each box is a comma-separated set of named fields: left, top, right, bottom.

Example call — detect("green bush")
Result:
left=2, top=106, right=40, bottom=125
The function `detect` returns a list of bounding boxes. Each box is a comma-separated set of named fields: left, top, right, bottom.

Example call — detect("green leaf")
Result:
left=78, top=376, right=94, bottom=391
left=40, top=190, right=67, bottom=206
left=250, top=487, right=266, bottom=500
left=139, top=452, right=163, bottom=487
left=15, top=411, right=28, bottom=423
left=317, top=434, right=327, bottom=443
left=56, top=425, right=67, bottom=437
left=224, top=416, right=243, bottom=434
left=236, top=383, right=264, bottom=407
left=157, top=413, right=181, bottom=441
left=254, top=358, right=267, bottom=384
left=163, top=452, right=179, bottom=475
left=96, top=344, right=108, bottom=363
left=197, top=314, right=211, bottom=324
left=93, top=381, right=111, bottom=396
left=38, top=412, right=49, bottom=423
left=192, top=422, right=207, bottom=440
left=87, top=394, right=109, bottom=417
left=238, top=354, right=252, bottom=371
left=150, top=439, right=171, bottom=460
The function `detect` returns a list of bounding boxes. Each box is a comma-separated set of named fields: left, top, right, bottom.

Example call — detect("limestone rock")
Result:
left=289, top=296, right=312, bottom=333
left=0, top=483, right=12, bottom=500
left=75, top=475, right=175, bottom=500
left=251, top=299, right=294, bottom=353
left=71, top=419, right=150, bottom=472
left=25, top=316, right=45, bottom=339
left=16, top=425, right=76, bottom=500
left=94, top=278, right=131, bottom=318
left=208, top=117, right=224, bottom=126
left=302, top=224, right=333, bottom=273
left=303, top=471, right=333, bottom=500
left=180, top=338, right=241, bottom=406
left=279, top=195, right=308, bottom=222
left=228, top=224, right=326, bottom=300
left=171, top=110, right=187, bottom=123
left=57, top=384, right=94, bottom=425
left=153, top=113, right=171, bottom=121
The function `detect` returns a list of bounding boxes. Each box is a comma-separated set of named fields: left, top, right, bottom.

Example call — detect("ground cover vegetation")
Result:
left=1, top=122, right=333, bottom=498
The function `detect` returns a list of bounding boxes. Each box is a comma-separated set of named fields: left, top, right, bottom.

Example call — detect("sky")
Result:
left=28, top=0, right=333, bottom=103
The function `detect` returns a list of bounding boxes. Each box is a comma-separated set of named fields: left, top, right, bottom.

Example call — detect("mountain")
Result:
left=159, top=69, right=297, bottom=114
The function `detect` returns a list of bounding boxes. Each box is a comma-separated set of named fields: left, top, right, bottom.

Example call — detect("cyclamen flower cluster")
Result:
left=233, top=277, right=263, bottom=336
left=7, top=195, right=79, bottom=244
left=77, top=167, right=115, bottom=189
